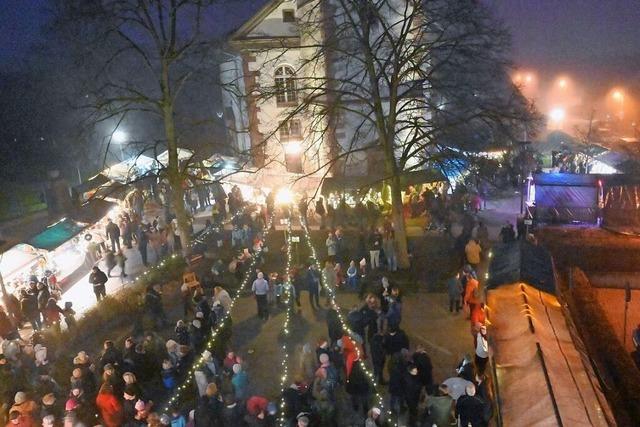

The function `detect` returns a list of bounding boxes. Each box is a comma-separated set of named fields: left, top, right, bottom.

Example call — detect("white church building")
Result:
left=219, top=0, right=428, bottom=191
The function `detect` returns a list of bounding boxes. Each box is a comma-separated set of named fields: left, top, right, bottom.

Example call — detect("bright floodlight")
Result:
left=558, top=78, right=567, bottom=89
left=612, top=90, right=624, bottom=101
left=112, top=130, right=128, bottom=143
left=549, top=107, right=566, bottom=123
left=275, top=188, right=294, bottom=205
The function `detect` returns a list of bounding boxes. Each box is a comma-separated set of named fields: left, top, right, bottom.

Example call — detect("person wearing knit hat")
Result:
left=41, top=393, right=61, bottom=420
left=231, top=363, right=249, bottom=400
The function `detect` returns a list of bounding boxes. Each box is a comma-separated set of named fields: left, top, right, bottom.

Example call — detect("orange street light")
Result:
left=558, top=78, right=567, bottom=89
left=612, top=90, right=625, bottom=120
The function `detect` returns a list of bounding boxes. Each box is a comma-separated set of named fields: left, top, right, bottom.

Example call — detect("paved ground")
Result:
left=224, top=225, right=477, bottom=425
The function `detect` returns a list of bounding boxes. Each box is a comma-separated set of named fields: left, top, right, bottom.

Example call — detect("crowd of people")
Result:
left=0, top=183, right=498, bottom=427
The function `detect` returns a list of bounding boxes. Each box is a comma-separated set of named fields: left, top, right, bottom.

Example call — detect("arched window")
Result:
left=275, top=65, right=297, bottom=106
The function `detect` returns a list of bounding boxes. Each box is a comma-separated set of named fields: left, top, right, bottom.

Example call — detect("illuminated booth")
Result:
left=0, top=199, right=117, bottom=294
left=532, top=173, right=603, bottom=224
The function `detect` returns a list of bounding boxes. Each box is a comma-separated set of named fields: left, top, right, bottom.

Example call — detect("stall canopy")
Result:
left=488, top=283, right=613, bottom=426
left=321, top=168, right=445, bottom=196
left=27, top=218, right=89, bottom=251
left=157, top=148, right=194, bottom=167
left=487, top=240, right=556, bottom=294
left=0, top=244, right=40, bottom=280
left=102, top=155, right=156, bottom=183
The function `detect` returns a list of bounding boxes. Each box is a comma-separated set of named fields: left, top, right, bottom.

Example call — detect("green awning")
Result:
left=27, top=218, right=89, bottom=251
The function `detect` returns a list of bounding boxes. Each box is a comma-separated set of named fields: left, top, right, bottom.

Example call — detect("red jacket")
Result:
left=245, top=396, right=269, bottom=416
left=96, top=392, right=123, bottom=427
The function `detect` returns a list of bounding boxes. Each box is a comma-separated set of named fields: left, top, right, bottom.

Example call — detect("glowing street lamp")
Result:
left=612, top=90, right=625, bottom=121
left=112, top=130, right=128, bottom=143
left=111, top=130, right=128, bottom=159
left=557, top=78, right=568, bottom=89
left=549, top=107, right=566, bottom=128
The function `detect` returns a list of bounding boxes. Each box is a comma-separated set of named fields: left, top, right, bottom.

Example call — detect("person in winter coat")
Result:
left=105, top=219, right=121, bottom=252
left=456, top=383, right=487, bottom=427
left=404, top=364, right=423, bottom=426
left=89, top=266, right=108, bottom=302
left=20, top=290, right=40, bottom=330
left=231, top=364, right=249, bottom=401
left=346, top=360, right=371, bottom=416
left=447, top=274, right=463, bottom=313
left=412, top=346, right=434, bottom=394
left=367, top=227, right=383, bottom=270
left=305, top=265, right=321, bottom=310
left=144, top=284, right=167, bottom=329
left=96, top=383, right=123, bottom=427
left=325, top=233, right=337, bottom=259
left=169, top=406, right=187, bottom=427
left=194, top=383, right=222, bottom=426
left=161, top=359, right=177, bottom=391
left=424, top=384, right=456, bottom=427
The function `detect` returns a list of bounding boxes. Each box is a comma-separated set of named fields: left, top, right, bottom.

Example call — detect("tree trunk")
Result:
left=389, top=173, right=410, bottom=269
left=161, top=61, right=191, bottom=254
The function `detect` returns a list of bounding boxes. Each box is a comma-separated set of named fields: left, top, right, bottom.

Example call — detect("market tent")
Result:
left=101, top=155, right=156, bottom=183
left=488, top=283, right=613, bottom=426
left=0, top=244, right=41, bottom=281
left=486, top=240, right=555, bottom=294
left=157, top=148, right=194, bottom=167
left=27, top=218, right=89, bottom=251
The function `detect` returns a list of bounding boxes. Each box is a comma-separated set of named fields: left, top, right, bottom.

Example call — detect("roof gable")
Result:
left=230, top=0, right=299, bottom=42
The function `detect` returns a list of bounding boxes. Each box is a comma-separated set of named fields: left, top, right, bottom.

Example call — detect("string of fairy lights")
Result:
left=162, top=213, right=275, bottom=413
left=298, top=217, right=390, bottom=419
left=277, top=218, right=295, bottom=427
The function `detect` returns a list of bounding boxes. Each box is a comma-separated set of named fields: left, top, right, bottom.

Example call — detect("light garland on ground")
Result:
left=298, top=218, right=389, bottom=418
left=277, top=218, right=295, bottom=427
left=162, top=212, right=275, bottom=413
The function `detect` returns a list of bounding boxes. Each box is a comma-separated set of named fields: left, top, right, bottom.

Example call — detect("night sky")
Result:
left=1, top=0, right=639, bottom=91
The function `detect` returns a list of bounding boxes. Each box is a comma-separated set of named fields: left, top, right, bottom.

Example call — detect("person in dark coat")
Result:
left=105, top=218, right=121, bottom=252
left=20, top=289, right=40, bottom=330
left=144, top=284, right=167, bottom=329
left=136, top=225, right=149, bottom=266
left=388, top=353, right=406, bottom=415
left=194, top=383, right=223, bottom=426
left=370, top=333, right=386, bottom=385
left=89, top=266, right=108, bottom=302
left=221, top=394, right=247, bottom=427
left=305, top=264, right=321, bottom=310
left=325, top=305, right=343, bottom=345
left=383, top=325, right=410, bottom=357
left=404, top=364, right=423, bottom=426
left=412, top=346, right=434, bottom=394
left=456, top=383, right=487, bottom=427
left=346, top=360, right=370, bottom=416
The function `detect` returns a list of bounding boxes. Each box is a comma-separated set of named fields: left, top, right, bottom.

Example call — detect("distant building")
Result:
left=220, top=0, right=428, bottom=185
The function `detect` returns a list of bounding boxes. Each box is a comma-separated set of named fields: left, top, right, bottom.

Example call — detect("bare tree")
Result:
left=245, top=0, right=539, bottom=268
left=51, top=0, right=228, bottom=252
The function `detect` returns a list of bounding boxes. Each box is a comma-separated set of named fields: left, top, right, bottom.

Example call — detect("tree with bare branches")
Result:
left=237, top=0, right=539, bottom=268
left=52, top=0, right=227, bottom=252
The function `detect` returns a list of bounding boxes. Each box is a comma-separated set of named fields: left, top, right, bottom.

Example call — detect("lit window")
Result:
left=275, top=66, right=298, bottom=106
